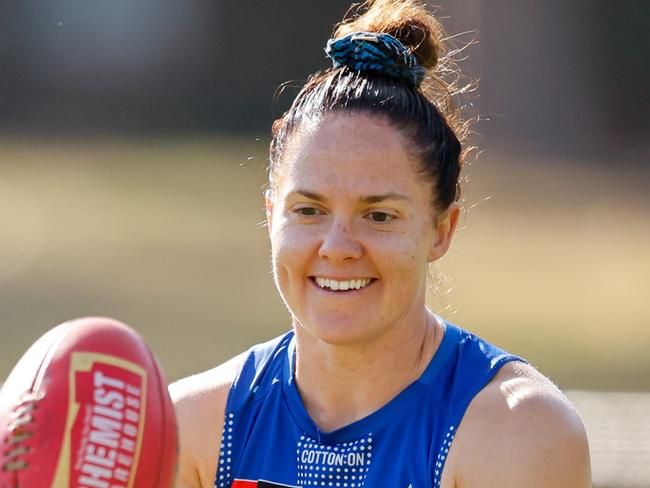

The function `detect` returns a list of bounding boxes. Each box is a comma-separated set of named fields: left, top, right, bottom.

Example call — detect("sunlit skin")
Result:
left=266, top=112, right=459, bottom=430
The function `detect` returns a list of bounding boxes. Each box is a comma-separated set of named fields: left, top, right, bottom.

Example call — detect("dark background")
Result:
left=1, top=1, right=648, bottom=158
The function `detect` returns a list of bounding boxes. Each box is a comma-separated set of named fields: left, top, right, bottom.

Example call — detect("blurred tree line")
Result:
left=0, top=0, right=647, bottom=161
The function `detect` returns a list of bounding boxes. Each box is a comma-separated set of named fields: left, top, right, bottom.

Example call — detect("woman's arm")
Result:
left=449, top=361, right=591, bottom=488
left=169, top=353, right=246, bottom=488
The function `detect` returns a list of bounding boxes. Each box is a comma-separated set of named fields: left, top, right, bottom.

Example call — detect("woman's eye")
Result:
left=296, top=207, right=321, bottom=216
left=368, top=212, right=393, bottom=223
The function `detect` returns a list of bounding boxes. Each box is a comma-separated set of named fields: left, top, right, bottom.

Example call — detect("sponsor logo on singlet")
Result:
left=233, top=481, right=298, bottom=487
left=296, top=434, right=373, bottom=487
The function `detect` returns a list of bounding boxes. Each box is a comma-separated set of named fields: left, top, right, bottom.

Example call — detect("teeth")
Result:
left=314, top=277, right=372, bottom=291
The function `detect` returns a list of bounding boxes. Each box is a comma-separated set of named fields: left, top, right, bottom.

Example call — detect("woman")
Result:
left=171, top=1, right=591, bottom=487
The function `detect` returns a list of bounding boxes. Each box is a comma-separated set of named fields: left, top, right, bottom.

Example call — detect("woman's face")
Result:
left=267, top=112, right=458, bottom=345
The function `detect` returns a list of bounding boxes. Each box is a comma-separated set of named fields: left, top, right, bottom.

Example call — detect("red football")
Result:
left=0, top=317, right=178, bottom=488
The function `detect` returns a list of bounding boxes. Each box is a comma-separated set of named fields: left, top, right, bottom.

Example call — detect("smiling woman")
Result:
left=268, top=114, right=449, bottom=348
left=169, top=1, right=591, bottom=487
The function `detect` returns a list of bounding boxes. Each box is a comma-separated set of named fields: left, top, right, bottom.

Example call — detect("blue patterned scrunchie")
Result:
left=325, top=31, right=426, bottom=88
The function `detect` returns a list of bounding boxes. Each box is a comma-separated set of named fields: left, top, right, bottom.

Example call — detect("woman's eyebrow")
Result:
left=361, top=193, right=410, bottom=204
left=286, top=190, right=410, bottom=204
left=286, top=190, right=326, bottom=202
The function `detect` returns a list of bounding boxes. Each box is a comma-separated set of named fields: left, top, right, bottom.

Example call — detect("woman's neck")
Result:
left=293, top=309, right=443, bottom=433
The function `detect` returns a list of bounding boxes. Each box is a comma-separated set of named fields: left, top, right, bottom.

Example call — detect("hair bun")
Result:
left=333, top=0, right=443, bottom=71
left=325, top=32, right=426, bottom=87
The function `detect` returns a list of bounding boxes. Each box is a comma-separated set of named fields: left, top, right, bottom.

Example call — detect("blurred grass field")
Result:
left=0, top=137, right=648, bottom=392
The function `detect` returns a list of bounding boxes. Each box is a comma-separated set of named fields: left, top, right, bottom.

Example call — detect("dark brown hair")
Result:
left=269, top=0, right=471, bottom=212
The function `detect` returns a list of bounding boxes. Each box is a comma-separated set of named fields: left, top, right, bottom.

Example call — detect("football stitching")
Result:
left=1, top=392, right=40, bottom=473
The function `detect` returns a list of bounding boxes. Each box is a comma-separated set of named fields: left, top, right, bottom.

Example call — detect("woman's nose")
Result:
left=318, top=221, right=362, bottom=262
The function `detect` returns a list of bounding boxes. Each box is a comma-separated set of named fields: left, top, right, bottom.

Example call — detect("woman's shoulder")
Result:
left=169, top=352, right=248, bottom=488
left=168, top=331, right=293, bottom=488
left=446, top=360, right=591, bottom=487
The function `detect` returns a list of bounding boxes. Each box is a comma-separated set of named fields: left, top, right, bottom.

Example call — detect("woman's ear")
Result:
left=428, top=203, right=460, bottom=262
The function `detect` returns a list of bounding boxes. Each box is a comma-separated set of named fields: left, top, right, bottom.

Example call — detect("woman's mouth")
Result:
left=310, top=276, right=376, bottom=291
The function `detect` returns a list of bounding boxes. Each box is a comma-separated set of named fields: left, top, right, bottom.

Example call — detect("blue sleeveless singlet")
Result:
left=215, top=321, right=524, bottom=488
